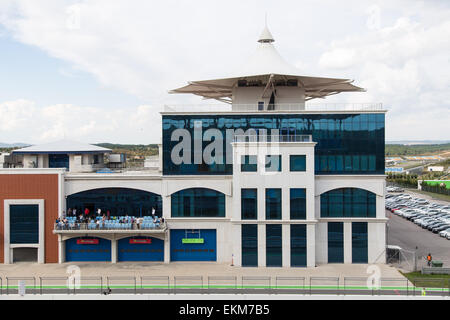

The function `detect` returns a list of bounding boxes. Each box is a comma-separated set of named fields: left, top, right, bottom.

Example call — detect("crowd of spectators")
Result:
left=55, top=206, right=165, bottom=230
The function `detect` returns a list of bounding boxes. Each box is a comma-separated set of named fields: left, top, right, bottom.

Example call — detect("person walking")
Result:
left=427, top=253, right=432, bottom=267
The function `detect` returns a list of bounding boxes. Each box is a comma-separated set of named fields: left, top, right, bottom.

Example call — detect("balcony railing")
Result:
left=164, top=103, right=383, bottom=113
left=54, top=221, right=166, bottom=232
left=233, top=134, right=312, bottom=143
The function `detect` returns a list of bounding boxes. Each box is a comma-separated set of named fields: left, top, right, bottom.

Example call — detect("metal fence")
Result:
left=0, top=275, right=448, bottom=296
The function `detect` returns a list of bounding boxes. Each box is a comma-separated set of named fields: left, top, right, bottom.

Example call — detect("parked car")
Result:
left=438, top=228, right=450, bottom=238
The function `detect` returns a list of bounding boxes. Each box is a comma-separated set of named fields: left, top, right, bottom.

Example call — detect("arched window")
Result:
left=67, top=188, right=162, bottom=217
left=320, top=188, right=376, bottom=218
left=171, top=188, right=225, bottom=218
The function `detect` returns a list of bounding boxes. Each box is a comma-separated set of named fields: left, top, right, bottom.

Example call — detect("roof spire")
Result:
left=258, top=16, right=274, bottom=43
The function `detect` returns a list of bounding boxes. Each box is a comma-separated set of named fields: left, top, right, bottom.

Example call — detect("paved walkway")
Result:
left=0, top=261, right=404, bottom=280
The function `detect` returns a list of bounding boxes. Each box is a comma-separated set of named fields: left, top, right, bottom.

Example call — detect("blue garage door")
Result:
left=170, top=229, right=216, bottom=261
left=66, top=237, right=111, bottom=262
left=118, top=237, right=164, bottom=261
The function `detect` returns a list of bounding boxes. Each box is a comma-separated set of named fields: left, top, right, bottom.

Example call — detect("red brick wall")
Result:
left=0, top=174, right=59, bottom=263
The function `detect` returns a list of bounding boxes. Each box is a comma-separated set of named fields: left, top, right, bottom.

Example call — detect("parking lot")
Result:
left=386, top=188, right=450, bottom=268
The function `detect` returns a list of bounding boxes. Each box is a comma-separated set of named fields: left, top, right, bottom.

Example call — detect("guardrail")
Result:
left=53, top=222, right=166, bottom=231
left=0, top=275, right=448, bottom=296
left=233, top=134, right=312, bottom=143
left=163, top=103, right=384, bottom=112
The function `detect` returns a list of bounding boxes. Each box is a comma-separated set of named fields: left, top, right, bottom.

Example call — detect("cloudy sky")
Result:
left=0, top=0, right=449, bottom=144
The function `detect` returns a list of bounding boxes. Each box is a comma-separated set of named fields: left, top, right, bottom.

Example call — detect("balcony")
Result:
left=53, top=217, right=167, bottom=235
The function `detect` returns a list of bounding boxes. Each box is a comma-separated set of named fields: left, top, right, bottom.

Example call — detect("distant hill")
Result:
left=385, top=143, right=450, bottom=156
left=0, top=142, right=30, bottom=148
left=386, top=140, right=450, bottom=145
left=94, top=143, right=159, bottom=159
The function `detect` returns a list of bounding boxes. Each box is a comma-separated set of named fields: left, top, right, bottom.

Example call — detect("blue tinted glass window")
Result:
left=290, top=155, right=306, bottom=171
left=321, top=188, right=376, bottom=218
left=290, top=189, right=306, bottom=220
left=266, top=224, right=282, bottom=267
left=171, top=188, right=225, bottom=217
left=291, top=224, right=307, bottom=267
left=352, top=222, right=368, bottom=263
left=266, top=189, right=282, bottom=220
left=10, top=205, right=39, bottom=244
left=162, top=113, right=385, bottom=175
left=328, top=222, right=343, bottom=263
left=241, top=155, right=257, bottom=172
left=265, top=155, right=281, bottom=172
left=241, top=189, right=257, bottom=220
left=242, top=224, right=258, bottom=267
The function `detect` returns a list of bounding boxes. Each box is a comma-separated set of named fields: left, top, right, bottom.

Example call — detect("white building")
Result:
left=0, top=25, right=387, bottom=266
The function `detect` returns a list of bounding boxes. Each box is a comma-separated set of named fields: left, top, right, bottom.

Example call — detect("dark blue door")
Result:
left=66, top=237, right=111, bottom=262
left=118, top=237, right=164, bottom=261
left=170, top=229, right=216, bottom=261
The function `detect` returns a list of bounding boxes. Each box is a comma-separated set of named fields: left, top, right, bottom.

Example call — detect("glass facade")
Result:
left=162, top=113, right=384, bottom=175
left=290, top=224, right=307, bottom=267
left=10, top=205, right=39, bottom=244
left=266, top=224, right=282, bottom=267
left=352, top=222, right=368, bottom=263
left=241, top=188, right=257, bottom=220
left=290, top=155, right=306, bottom=171
left=320, top=188, right=376, bottom=218
left=241, top=155, right=257, bottom=172
left=290, top=188, right=306, bottom=220
left=241, top=224, right=258, bottom=267
left=171, top=188, right=225, bottom=217
left=49, top=154, right=69, bottom=170
left=67, top=188, right=162, bottom=217
left=265, top=155, right=282, bottom=172
left=266, top=188, right=282, bottom=220
left=328, top=222, right=344, bottom=263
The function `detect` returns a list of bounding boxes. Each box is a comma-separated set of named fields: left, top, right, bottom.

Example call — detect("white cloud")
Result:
left=0, top=100, right=162, bottom=144
left=318, top=9, right=450, bottom=141
left=0, top=0, right=449, bottom=142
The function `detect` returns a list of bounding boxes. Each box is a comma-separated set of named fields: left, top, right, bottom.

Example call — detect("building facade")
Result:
left=0, top=26, right=387, bottom=266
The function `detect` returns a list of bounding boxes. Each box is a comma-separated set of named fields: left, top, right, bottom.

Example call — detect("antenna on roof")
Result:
left=258, top=14, right=274, bottom=43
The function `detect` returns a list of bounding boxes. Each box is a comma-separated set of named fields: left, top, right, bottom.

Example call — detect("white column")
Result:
left=282, top=224, right=290, bottom=267
left=258, top=224, right=266, bottom=267
left=376, top=195, right=385, bottom=219
left=58, top=235, right=65, bottom=264
left=316, top=222, right=327, bottom=264
left=162, top=195, right=171, bottom=219
left=111, top=239, right=117, bottom=263
left=282, top=188, right=289, bottom=220
left=164, top=230, right=171, bottom=263
left=307, top=224, right=316, bottom=267
left=258, top=188, right=265, bottom=221
left=233, top=224, right=241, bottom=266
left=344, top=222, right=352, bottom=264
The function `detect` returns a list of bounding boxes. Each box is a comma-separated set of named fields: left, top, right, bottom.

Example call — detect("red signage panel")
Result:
left=129, top=238, right=151, bottom=244
left=77, top=239, right=99, bottom=245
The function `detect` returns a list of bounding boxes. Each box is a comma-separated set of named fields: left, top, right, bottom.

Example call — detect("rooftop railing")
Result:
left=233, top=134, right=312, bottom=143
left=163, top=103, right=383, bottom=113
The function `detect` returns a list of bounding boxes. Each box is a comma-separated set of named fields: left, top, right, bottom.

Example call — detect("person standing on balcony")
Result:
left=84, top=207, right=90, bottom=217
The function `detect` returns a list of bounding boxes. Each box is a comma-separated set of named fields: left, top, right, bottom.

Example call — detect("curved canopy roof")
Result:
left=12, top=139, right=112, bottom=154
left=170, top=26, right=364, bottom=102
